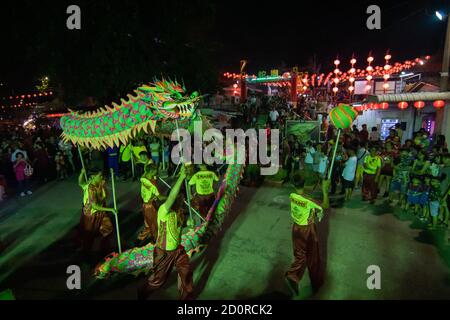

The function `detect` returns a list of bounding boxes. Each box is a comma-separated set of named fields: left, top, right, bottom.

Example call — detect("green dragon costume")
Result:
left=59, top=79, right=245, bottom=279
left=60, top=79, right=207, bottom=149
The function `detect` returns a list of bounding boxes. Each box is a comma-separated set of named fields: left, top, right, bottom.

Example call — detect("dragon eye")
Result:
left=190, top=91, right=199, bottom=99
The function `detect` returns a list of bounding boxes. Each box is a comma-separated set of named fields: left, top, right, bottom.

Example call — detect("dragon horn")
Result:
left=149, top=120, right=157, bottom=133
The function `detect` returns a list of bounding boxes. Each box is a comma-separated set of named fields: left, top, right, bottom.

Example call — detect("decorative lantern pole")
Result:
left=365, top=53, right=374, bottom=95
left=332, top=58, right=340, bottom=98
left=383, top=52, right=391, bottom=94
left=348, top=56, right=356, bottom=102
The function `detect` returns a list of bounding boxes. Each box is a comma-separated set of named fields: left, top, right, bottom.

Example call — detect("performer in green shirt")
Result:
left=138, top=166, right=193, bottom=300
left=137, top=164, right=164, bottom=244
left=189, top=164, right=219, bottom=219
left=78, top=168, right=116, bottom=256
left=285, top=174, right=330, bottom=297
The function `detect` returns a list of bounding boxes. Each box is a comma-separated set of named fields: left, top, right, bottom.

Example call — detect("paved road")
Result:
left=1, top=176, right=449, bottom=299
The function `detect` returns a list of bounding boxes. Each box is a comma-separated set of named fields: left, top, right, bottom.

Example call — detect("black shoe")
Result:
left=285, top=276, right=299, bottom=296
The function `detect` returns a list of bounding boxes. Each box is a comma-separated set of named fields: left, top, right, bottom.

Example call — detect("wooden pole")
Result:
left=130, top=144, right=135, bottom=179
left=327, top=129, right=341, bottom=180
left=77, top=146, right=88, bottom=181
left=175, top=119, right=193, bottom=223
left=110, top=168, right=122, bottom=254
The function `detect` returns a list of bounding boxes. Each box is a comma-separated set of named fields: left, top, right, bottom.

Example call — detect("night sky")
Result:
left=0, top=0, right=448, bottom=91
left=214, top=0, right=449, bottom=72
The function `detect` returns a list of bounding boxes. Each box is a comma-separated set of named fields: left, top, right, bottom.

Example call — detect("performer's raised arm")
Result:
left=163, top=166, right=186, bottom=212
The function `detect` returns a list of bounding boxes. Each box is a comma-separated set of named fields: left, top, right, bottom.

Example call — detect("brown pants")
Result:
left=193, top=193, right=215, bottom=219
left=362, top=173, right=378, bottom=201
left=286, top=223, right=323, bottom=292
left=79, top=206, right=114, bottom=253
left=138, top=246, right=193, bottom=300
left=137, top=201, right=158, bottom=242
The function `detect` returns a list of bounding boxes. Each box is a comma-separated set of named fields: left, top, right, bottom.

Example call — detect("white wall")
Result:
left=353, top=105, right=437, bottom=143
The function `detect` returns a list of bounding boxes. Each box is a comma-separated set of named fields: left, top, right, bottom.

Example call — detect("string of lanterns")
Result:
left=222, top=54, right=430, bottom=89
left=1, top=90, right=54, bottom=109
left=354, top=100, right=446, bottom=111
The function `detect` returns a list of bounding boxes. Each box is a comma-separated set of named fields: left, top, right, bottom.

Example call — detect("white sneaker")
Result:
left=27, top=191, right=33, bottom=195
left=20, top=192, right=26, bottom=197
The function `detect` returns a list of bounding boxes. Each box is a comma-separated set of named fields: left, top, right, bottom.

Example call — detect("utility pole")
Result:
left=436, top=11, right=450, bottom=137
left=440, top=11, right=450, bottom=91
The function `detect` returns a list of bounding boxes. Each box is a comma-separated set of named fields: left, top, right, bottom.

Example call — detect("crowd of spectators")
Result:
left=0, top=122, right=177, bottom=202
left=0, top=123, right=72, bottom=200
left=281, top=121, right=450, bottom=230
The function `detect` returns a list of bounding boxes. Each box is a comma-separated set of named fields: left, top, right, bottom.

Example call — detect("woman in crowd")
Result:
left=13, top=152, right=32, bottom=197
left=378, top=142, right=397, bottom=197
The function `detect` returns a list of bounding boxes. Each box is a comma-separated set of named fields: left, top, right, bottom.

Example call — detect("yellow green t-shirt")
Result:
left=140, top=177, right=160, bottom=203
left=156, top=204, right=182, bottom=251
left=290, top=193, right=323, bottom=226
left=363, top=155, right=382, bottom=174
left=188, top=170, right=219, bottom=195
left=133, top=145, right=148, bottom=163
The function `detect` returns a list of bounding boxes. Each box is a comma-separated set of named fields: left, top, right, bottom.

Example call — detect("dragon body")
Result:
left=59, top=79, right=245, bottom=279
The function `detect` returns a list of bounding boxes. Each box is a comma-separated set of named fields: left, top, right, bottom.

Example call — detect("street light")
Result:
left=436, top=11, right=444, bottom=21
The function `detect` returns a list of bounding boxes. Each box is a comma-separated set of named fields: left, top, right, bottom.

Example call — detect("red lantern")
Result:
left=398, top=101, right=408, bottom=110
left=414, top=101, right=425, bottom=109
left=371, top=103, right=379, bottom=110
left=433, top=100, right=445, bottom=109
left=379, top=102, right=389, bottom=110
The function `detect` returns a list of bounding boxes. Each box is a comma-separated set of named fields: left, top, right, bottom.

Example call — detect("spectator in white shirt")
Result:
left=342, top=148, right=357, bottom=201
left=369, top=127, right=380, bottom=142
left=269, top=107, right=279, bottom=128
left=304, top=141, right=316, bottom=171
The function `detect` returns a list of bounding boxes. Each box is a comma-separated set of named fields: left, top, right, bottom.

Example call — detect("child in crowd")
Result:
left=55, top=151, right=68, bottom=180
left=412, top=150, right=430, bottom=178
left=369, top=127, right=379, bottom=142
left=304, top=141, right=315, bottom=172
left=427, top=177, right=442, bottom=230
left=341, top=148, right=357, bottom=201
left=405, top=176, right=429, bottom=221
left=354, top=142, right=368, bottom=189
left=389, top=149, right=412, bottom=206
left=428, top=154, right=442, bottom=178
left=13, top=152, right=32, bottom=197
left=313, top=144, right=328, bottom=190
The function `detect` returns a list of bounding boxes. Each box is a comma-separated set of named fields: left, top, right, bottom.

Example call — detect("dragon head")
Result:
left=137, top=79, right=201, bottom=119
